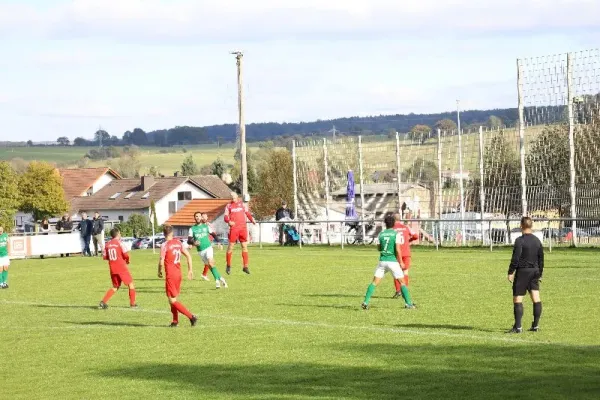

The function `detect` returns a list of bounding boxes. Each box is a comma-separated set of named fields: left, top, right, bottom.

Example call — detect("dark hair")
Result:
left=194, top=212, right=202, bottom=218
left=384, top=214, right=395, bottom=229
left=163, top=224, right=174, bottom=236
left=521, top=216, right=533, bottom=229
left=110, top=227, right=120, bottom=238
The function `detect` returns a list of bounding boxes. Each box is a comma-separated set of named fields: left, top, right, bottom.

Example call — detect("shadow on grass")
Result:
left=276, top=303, right=358, bottom=310
left=304, top=294, right=365, bottom=299
left=67, top=321, right=164, bottom=328
left=33, top=304, right=97, bottom=310
left=97, top=343, right=600, bottom=399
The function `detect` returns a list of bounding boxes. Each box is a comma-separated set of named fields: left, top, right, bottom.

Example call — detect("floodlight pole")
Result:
left=232, top=51, right=248, bottom=201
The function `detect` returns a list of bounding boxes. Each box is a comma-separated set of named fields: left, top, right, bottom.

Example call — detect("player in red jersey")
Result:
left=98, top=227, right=137, bottom=309
left=391, top=212, right=419, bottom=296
left=158, top=224, right=197, bottom=327
left=224, top=191, right=256, bottom=275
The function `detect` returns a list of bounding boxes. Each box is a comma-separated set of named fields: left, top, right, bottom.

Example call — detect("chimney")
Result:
left=141, top=175, right=155, bottom=191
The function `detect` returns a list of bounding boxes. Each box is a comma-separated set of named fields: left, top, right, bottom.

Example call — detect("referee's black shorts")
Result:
left=513, top=268, right=541, bottom=296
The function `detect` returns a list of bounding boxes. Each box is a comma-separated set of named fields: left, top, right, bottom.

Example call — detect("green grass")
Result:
left=1, top=246, right=599, bottom=399
left=0, top=145, right=255, bottom=175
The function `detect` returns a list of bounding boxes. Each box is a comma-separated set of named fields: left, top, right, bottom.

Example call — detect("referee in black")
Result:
left=507, top=216, right=543, bottom=333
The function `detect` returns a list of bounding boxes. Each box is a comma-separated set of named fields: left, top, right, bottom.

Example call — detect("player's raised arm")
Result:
left=181, top=245, right=194, bottom=280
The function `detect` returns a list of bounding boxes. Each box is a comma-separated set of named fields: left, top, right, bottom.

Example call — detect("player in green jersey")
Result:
left=188, top=212, right=227, bottom=289
left=0, top=226, right=10, bottom=289
left=361, top=214, right=415, bottom=310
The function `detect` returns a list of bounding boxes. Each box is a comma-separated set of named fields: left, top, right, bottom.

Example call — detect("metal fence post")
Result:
left=259, top=222, right=262, bottom=249
left=358, top=136, right=366, bottom=243
left=292, top=140, right=299, bottom=224
left=567, top=53, right=578, bottom=247
left=457, top=128, right=466, bottom=246
left=548, top=220, right=552, bottom=252
left=479, top=126, right=486, bottom=246
left=437, top=129, right=443, bottom=246
left=299, top=222, right=303, bottom=248
left=341, top=221, right=344, bottom=249
left=517, top=58, right=528, bottom=216
left=395, top=132, right=402, bottom=213
left=489, top=220, right=493, bottom=252
left=323, top=138, right=331, bottom=245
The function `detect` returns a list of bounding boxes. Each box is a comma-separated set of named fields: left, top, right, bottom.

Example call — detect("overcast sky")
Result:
left=0, top=0, right=599, bottom=141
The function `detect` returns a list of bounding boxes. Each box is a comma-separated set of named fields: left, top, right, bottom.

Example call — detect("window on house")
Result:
left=169, top=201, right=177, bottom=214
left=118, top=216, right=124, bottom=222
left=109, top=192, right=122, bottom=200
left=178, top=191, right=192, bottom=201
left=125, top=192, right=137, bottom=199
left=141, top=192, right=150, bottom=199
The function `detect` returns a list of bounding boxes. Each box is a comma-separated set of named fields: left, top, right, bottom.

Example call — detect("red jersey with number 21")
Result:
left=224, top=200, right=255, bottom=229
left=161, top=239, right=183, bottom=278
left=103, top=238, right=130, bottom=274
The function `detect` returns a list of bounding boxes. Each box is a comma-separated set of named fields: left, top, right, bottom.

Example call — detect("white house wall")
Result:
left=154, top=182, right=212, bottom=226
left=91, top=173, right=116, bottom=195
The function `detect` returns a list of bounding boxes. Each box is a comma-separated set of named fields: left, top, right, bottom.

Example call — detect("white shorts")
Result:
left=198, top=248, right=214, bottom=265
left=374, top=261, right=404, bottom=280
left=0, top=256, right=10, bottom=267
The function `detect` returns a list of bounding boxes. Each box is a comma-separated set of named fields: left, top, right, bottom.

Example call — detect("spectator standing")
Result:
left=275, top=201, right=294, bottom=245
left=78, top=212, right=93, bottom=257
left=57, top=213, right=73, bottom=257
left=92, top=212, right=105, bottom=257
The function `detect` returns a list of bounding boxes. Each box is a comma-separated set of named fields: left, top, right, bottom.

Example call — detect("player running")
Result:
left=224, top=191, right=256, bottom=275
left=99, top=227, right=137, bottom=309
left=188, top=212, right=227, bottom=289
left=158, top=224, right=198, bottom=327
left=0, top=226, right=10, bottom=289
left=361, top=214, right=415, bottom=310
left=391, top=212, right=419, bottom=298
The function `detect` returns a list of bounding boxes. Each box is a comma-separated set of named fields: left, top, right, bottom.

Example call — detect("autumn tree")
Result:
left=408, top=125, right=431, bottom=143
left=434, top=119, right=458, bottom=134
left=250, top=150, right=294, bottom=220
left=0, top=162, right=20, bottom=229
left=19, top=162, right=69, bottom=221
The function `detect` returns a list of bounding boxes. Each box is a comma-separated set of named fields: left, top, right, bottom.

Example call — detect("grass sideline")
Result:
left=1, top=246, right=599, bottom=399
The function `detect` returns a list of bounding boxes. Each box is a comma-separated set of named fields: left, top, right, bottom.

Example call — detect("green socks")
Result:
left=210, top=267, right=221, bottom=281
left=401, top=285, right=412, bottom=306
left=364, top=283, right=376, bottom=304
left=0, top=270, right=7, bottom=284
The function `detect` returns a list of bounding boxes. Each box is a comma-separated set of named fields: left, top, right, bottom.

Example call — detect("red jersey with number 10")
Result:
left=393, top=222, right=418, bottom=257
left=103, top=238, right=130, bottom=274
left=161, top=239, right=183, bottom=278
left=224, top=200, right=255, bottom=229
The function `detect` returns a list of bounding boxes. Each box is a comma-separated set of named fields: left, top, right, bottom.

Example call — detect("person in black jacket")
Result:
left=507, top=216, right=544, bottom=333
left=92, top=212, right=105, bottom=257
left=57, top=213, right=74, bottom=257
left=275, top=201, right=294, bottom=245
left=78, top=212, right=93, bottom=257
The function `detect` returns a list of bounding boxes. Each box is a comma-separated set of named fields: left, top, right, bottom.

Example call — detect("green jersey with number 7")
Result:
left=378, top=229, right=399, bottom=262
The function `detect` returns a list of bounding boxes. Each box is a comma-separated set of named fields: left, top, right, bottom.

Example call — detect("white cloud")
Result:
left=1, top=0, right=599, bottom=42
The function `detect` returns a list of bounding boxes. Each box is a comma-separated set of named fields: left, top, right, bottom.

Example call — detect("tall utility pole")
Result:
left=232, top=51, right=248, bottom=201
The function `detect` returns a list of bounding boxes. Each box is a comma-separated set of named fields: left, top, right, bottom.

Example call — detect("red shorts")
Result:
left=401, top=256, right=411, bottom=271
left=165, top=274, right=182, bottom=298
left=228, top=228, right=248, bottom=243
left=111, top=271, right=133, bottom=287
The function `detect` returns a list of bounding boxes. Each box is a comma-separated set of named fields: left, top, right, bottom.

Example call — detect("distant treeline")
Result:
left=7, top=107, right=525, bottom=148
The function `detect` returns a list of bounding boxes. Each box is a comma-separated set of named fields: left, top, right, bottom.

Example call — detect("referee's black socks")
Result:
left=513, top=303, right=524, bottom=329
left=533, top=302, right=542, bottom=327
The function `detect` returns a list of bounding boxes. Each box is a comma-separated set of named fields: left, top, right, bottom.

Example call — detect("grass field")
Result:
left=1, top=246, right=599, bottom=399
left=0, top=145, right=246, bottom=175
